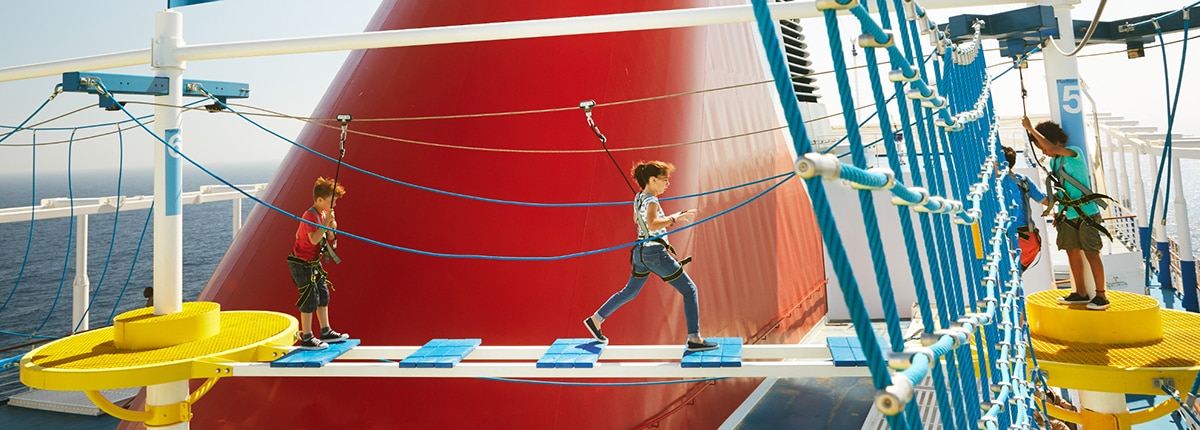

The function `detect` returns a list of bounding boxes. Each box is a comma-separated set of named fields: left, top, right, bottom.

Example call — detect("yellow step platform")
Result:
left=20, top=302, right=296, bottom=392
left=1027, top=290, right=1200, bottom=395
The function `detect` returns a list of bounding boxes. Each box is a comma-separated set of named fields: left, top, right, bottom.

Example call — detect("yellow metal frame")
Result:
left=19, top=302, right=297, bottom=427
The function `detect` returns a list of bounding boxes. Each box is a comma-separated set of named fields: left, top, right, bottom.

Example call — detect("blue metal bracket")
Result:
left=61, top=71, right=249, bottom=110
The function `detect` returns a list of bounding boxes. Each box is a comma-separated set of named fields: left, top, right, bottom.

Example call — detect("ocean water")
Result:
left=0, top=163, right=276, bottom=353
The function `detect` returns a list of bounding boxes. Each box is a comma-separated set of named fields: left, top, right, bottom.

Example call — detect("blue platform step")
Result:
left=681, top=337, right=742, bottom=368
left=399, top=338, right=482, bottom=368
left=536, top=338, right=607, bottom=368
left=826, top=335, right=891, bottom=367
left=271, top=339, right=361, bottom=368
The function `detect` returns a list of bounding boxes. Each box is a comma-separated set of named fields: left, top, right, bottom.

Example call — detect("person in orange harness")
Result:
left=1000, top=146, right=1047, bottom=272
left=584, top=160, right=718, bottom=352
left=1023, top=116, right=1109, bottom=310
left=287, top=177, right=351, bottom=349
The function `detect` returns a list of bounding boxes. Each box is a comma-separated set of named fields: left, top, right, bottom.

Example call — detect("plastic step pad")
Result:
left=271, top=339, right=361, bottom=368
left=399, top=338, right=482, bottom=368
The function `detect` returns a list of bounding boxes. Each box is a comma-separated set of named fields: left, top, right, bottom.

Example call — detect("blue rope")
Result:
left=109, top=202, right=154, bottom=323
left=0, top=90, right=61, bottom=318
left=0, top=330, right=60, bottom=340
left=1144, top=18, right=1191, bottom=303
left=824, top=6, right=908, bottom=404
left=1121, top=2, right=1200, bottom=29
left=101, top=83, right=797, bottom=262
left=749, top=5, right=897, bottom=430
left=73, top=124, right=125, bottom=332
left=882, top=0, right=955, bottom=425
left=203, top=95, right=790, bottom=208
left=35, top=129, right=77, bottom=335
left=892, top=3, right=964, bottom=427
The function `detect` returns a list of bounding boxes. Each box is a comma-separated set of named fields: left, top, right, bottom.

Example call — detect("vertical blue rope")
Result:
left=903, top=14, right=968, bottom=430
left=109, top=202, right=154, bottom=322
left=0, top=92, right=58, bottom=318
left=821, top=4, right=908, bottom=403
left=36, top=130, right=78, bottom=335
left=861, top=0, right=931, bottom=425
left=748, top=3, right=897, bottom=422
left=73, top=125, right=125, bottom=332
left=886, top=0, right=956, bottom=426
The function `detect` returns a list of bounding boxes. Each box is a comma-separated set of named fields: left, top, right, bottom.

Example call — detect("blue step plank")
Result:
left=399, top=338, right=482, bottom=368
left=271, top=339, right=361, bottom=368
left=681, top=337, right=742, bottom=368
left=536, top=338, right=606, bottom=369
left=826, top=333, right=891, bottom=367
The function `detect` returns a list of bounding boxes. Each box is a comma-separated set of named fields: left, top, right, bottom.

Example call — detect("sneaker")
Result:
left=320, top=327, right=349, bottom=344
left=583, top=317, right=608, bottom=343
left=1056, top=292, right=1090, bottom=304
left=686, top=339, right=719, bottom=352
left=299, top=334, right=328, bottom=350
left=1087, top=295, right=1110, bottom=310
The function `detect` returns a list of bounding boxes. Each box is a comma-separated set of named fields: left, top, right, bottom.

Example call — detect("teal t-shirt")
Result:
left=1050, top=147, right=1100, bottom=219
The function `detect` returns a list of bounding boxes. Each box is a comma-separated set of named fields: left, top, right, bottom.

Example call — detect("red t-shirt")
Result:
left=293, top=209, right=324, bottom=261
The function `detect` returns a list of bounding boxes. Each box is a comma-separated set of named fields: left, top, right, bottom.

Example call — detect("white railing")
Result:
left=0, top=183, right=266, bottom=333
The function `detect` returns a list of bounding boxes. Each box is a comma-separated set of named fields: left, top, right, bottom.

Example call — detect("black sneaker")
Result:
left=1056, top=292, right=1090, bottom=304
left=1087, top=295, right=1110, bottom=310
left=583, top=317, right=608, bottom=343
left=320, top=327, right=349, bottom=344
left=299, top=334, right=328, bottom=350
left=686, top=339, right=719, bottom=352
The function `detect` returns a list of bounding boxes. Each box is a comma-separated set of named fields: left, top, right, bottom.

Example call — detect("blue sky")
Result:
left=0, top=1, right=1195, bottom=176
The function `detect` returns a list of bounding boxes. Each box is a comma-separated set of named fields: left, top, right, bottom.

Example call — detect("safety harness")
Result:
left=1044, top=157, right=1114, bottom=240
left=631, top=195, right=692, bottom=282
left=1008, top=173, right=1038, bottom=239
left=307, top=207, right=341, bottom=264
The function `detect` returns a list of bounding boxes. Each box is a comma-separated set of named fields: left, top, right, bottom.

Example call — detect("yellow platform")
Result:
left=21, top=302, right=296, bottom=392
left=1027, top=290, right=1200, bottom=395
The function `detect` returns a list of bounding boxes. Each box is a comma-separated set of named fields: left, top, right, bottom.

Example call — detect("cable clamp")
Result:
left=815, top=0, right=858, bottom=11
left=891, top=187, right=929, bottom=207
left=858, top=31, right=894, bottom=48
left=887, top=68, right=920, bottom=83
left=579, top=100, right=607, bottom=143
left=849, top=167, right=895, bottom=190
left=874, top=374, right=914, bottom=416
left=794, top=152, right=842, bottom=180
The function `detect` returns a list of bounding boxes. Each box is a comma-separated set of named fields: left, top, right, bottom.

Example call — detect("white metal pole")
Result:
left=1112, top=132, right=1130, bottom=208
left=1078, top=390, right=1130, bottom=428
left=1155, top=151, right=1172, bottom=289
left=1131, top=142, right=1149, bottom=252
left=148, top=9, right=189, bottom=430
left=72, top=214, right=89, bottom=333
left=231, top=198, right=242, bottom=240
left=1171, top=154, right=1197, bottom=310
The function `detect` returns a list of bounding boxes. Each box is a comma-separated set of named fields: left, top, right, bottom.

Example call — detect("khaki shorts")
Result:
left=1056, top=213, right=1103, bottom=253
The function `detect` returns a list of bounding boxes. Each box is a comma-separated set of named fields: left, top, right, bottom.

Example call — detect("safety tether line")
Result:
left=193, top=89, right=791, bottom=208
left=100, top=81, right=797, bottom=262
left=579, top=100, right=636, bottom=194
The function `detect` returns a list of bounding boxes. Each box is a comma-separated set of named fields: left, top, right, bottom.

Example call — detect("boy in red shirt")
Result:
left=287, top=177, right=350, bottom=349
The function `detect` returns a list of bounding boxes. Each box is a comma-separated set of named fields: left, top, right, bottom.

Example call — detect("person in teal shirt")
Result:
left=1022, top=116, right=1108, bottom=310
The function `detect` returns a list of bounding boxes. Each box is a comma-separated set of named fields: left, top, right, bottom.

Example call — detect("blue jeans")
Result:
left=596, top=243, right=701, bottom=337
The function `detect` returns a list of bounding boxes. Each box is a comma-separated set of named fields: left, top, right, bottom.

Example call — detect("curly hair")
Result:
left=313, top=176, right=346, bottom=200
left=631, top=161, right=675, bottom=189
left=1035, top=121, right=1069, bottom=146
left=1001, top=146, right=1017, bottom=167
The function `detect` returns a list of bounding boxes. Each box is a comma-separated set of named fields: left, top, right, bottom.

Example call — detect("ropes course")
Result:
left=4, top=1, right=1200, bottom=429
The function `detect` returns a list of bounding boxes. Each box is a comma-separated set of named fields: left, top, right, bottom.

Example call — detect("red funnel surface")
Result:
left=127, top=1, right=827, bottom=428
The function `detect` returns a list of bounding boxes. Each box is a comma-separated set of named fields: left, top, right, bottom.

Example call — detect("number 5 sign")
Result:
left=1056, top=78, right=1087, bottom=159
